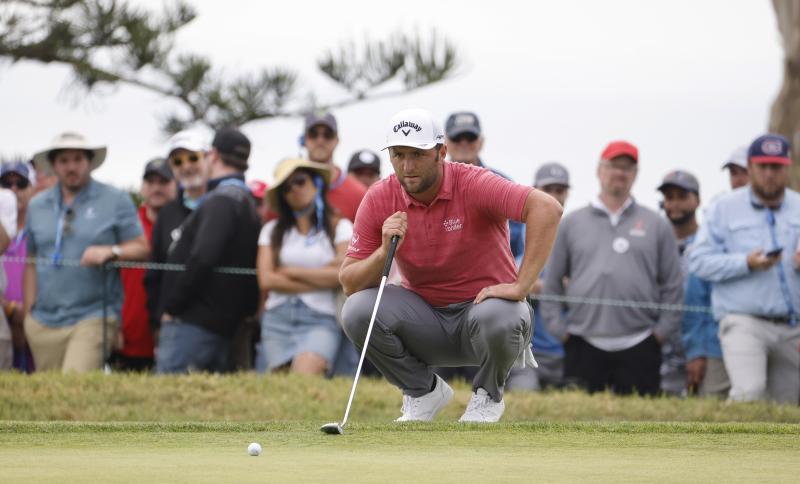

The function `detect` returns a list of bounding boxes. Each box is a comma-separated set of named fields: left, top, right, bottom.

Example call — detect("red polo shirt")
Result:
left=347, top=161, right=532, bottom=307
left=120, top=205, right=155, bottom=358
left=327, top=166, right=367, bottom=222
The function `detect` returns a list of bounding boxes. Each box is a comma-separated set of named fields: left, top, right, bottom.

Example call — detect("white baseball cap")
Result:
left=167, top=129, right=209, bottom=155
left=382, top=108, right=445, bottom=151
left=721, top=146, right=748, bottom=170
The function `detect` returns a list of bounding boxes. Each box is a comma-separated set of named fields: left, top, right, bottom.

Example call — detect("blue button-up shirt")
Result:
left=26, top=179, right=143, bottom=327
left=688, top=186, right=800, bottom=322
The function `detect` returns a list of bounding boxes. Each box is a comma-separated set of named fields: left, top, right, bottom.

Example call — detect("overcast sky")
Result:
left=0, top=0, right=784, bottom=214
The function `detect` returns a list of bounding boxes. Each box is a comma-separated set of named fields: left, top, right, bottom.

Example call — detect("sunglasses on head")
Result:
left=280, top=173, right=311, bottom=193
left=451, top=133, right=478, bottom=143
left=306, top=128, right=336, bottom=141
left=168, top=152, right=202, bottom=167
left=0, top=178, right=30, bottom=190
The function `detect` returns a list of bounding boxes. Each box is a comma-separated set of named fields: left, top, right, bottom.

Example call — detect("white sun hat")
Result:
left=32, top=132, right=107, bottom=175
left=382, top=108, right=445, bottom=151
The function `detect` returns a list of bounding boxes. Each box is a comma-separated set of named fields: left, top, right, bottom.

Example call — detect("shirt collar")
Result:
left=207, top=173, right=245, bottom=191
left=400, top=161, right=454, bottom=207
left=591, top=195, right=634, bottom=216
left=54, top=178, right=97, bottom=209
left=748, top=186, right=785, bottom=211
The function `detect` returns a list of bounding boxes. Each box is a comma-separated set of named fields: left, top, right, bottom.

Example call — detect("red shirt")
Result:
left=120, top=205, right=155, bottom=358
left=327, top=166, right=367, bottom=222
left=347, top=161, right=532, bottom=307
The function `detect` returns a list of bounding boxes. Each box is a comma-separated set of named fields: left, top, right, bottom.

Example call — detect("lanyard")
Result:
left=766, top=209, right=797, bottom=325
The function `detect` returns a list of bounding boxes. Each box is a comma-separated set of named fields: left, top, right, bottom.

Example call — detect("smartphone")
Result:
left=765, top=247, right=783, bottom=258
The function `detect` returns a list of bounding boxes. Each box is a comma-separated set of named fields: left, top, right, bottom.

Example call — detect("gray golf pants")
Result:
left=341, top=285, right=532, bottom=402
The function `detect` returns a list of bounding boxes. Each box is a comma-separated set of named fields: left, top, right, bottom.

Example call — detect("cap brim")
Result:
left=446, top=126, right=481, bottom=139
left=535, top=179, right=569, bottom=188
left=381, top=142, right=438, bottom=151
left=602, top=148, right=638, bottom=162
left=657, top=182, right=698, bottom=193
left=750, top=156, right=791, bottom=165
left=32, top=146, right=106, bottom=175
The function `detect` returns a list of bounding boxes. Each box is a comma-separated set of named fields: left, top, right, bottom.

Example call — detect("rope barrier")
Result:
left=1, top=255, right=713, bottom=314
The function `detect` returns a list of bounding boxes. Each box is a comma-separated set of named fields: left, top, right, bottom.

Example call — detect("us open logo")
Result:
left=761, top=139, right=783, bottom=155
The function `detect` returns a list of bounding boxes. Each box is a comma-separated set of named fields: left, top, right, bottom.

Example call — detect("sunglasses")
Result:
left=62, top=208, right=75, bottom=237
left=280, top=174, right=311, bottom=193
left=306, top=128, right=336, bottom=141
left=450, top=133, right=478, bottom=143
left=0, top=178, right=30, bottom=190
left=168, top=152, right=202, bottom=167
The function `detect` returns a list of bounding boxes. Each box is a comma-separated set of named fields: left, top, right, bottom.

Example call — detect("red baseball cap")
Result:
left=601, top=140, right=639, bottom=163
left=247, top=179, right=268, bottom=200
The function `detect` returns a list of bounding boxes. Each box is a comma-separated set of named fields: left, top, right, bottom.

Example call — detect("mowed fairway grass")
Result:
left=2, top=373, right=800, bottom=483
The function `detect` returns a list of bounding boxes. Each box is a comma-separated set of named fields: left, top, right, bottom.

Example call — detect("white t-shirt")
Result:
left=258, top=218, right=353, bottom=316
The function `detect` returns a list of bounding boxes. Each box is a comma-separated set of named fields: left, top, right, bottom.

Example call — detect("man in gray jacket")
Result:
left=541, top=141, right=684, bottom=395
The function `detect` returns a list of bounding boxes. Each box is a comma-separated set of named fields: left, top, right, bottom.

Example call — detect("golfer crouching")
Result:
left=339, top=108, right=562, bottom=423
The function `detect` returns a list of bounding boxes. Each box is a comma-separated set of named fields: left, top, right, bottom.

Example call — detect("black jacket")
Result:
left=144, top=191, right=194, bottom=332
left=157, top=175, right=260, bottom=338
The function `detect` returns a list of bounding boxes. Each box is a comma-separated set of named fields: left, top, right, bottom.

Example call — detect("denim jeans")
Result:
left=156, top=319, right=230, bottom=374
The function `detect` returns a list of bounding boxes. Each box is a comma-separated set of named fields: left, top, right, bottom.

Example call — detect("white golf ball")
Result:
left=248, top=442, right=262, bottom=456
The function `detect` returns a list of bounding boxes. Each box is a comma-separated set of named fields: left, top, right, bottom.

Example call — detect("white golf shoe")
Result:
left=458, top=388, right=505, bottom=423
left=395, top=375, right=454, bottom=422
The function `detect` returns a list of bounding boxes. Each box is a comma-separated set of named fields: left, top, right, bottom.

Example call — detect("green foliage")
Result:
left=0, top=1, right=460, bottom=134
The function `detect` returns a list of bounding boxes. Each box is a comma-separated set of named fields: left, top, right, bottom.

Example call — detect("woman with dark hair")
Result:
left=257, top=158, right=352, bottom=375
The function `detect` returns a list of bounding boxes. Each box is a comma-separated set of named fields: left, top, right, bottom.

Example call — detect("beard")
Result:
left=752, top=183, right=785, bottom=205
left=667, top=209, right=695, bottom=227
left=180, top=174, right=205, bottom=189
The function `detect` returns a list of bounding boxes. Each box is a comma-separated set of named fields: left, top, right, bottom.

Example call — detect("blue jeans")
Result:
left=156, top=319, right=230, bottom=374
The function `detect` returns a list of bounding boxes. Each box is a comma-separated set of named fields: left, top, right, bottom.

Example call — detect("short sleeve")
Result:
left=0, top=189, right=17, bottom=238
left=115, top=191, right=143, bottom=242
left=334, top=218, right=354, bottom=245
left=472, top=169, right=532, bottom=222
left=258, top=220, right=278, bottom=246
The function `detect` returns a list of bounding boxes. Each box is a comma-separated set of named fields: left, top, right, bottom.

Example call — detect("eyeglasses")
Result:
left=168, top=152, right=202, bottom=167
left=450, top=133, right=478, bottom=143
left=306, top=128, right=336, bottom=141
left=280, top=174, right=311, bottom=193
left=0, top=178, right=30, bottom=190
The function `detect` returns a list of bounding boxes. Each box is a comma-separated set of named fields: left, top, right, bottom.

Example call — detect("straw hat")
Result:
left=267, top=158, right=332, bottom=210
left=32, top=132, right=107, bottom=175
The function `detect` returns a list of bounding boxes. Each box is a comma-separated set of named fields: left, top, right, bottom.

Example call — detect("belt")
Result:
left=753, top=315, right=792, bottom=324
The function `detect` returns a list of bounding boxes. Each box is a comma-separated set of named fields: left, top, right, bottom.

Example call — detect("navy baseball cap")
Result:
left=143, top=157, right=174, bottom=180
left=0, top=161, right=31, bottom=181
left=348, top=150, right=381, bottom=174
left=657, top=170, right=699, bottom=195
left=304, top=112, right=338, bottom=134
left=748, top=134, right=791, bottom=165
left=445, top=112, right=481, bottom=139
left=534, top=162, right=570, bottom=188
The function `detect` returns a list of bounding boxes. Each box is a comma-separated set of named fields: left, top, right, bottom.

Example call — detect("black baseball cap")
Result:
left=143, top=157, right=173, bottom=180
left=347, top=150, right=381, bottom=175
left=304, top=112, right=338, bottom=134
left=445, top=112, right=481, bottom=139
left=657, top=170, right=700, bottom=195
left=212, top=127, right=251, bottom=169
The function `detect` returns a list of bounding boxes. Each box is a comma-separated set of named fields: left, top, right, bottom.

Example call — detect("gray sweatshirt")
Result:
left=541, top=200, right=683, bottom=342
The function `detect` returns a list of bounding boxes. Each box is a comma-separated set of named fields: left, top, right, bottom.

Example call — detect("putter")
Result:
left=321, top=235, right=399, bottom=435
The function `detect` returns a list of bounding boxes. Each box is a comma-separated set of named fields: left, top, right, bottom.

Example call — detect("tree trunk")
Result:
left=770, top=0, right=800, bottom=191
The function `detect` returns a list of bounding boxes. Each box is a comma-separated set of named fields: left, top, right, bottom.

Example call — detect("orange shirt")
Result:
left=327, top=166, right=367, bottom=222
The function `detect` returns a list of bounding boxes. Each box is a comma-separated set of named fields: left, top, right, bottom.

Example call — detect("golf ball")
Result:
left=248, top=442, right=262, bottom=456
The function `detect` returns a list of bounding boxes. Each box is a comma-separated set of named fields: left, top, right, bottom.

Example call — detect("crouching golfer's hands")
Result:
left=474, top=282, right=528, bottom=304
left=382, top=211, right=407, bottom=253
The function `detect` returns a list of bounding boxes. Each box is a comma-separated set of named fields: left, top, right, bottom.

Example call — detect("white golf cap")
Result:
left=382, top=108, right=445, bottom=151
left=721, top=146, right=748, bottom=170
left=167, top=129, right=209, bottom=155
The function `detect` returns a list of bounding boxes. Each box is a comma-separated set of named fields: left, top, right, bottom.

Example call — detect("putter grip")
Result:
left=382, top=235, right=399, bottom=277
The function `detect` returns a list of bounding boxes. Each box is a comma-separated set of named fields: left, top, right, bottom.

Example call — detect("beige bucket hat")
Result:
left=267, top=158, right=332, bottom=210
left=32, top=132, right=107, bottom=175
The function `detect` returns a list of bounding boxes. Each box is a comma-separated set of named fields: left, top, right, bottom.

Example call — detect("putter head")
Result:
left=320, top=422, right=344, bottom=435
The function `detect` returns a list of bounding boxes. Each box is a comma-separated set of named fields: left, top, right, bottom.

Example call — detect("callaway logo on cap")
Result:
left=383, top=108, right=444, bottom=150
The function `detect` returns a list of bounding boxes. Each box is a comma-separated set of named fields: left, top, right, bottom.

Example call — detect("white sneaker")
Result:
left=395, top=375, right=454, bottom=422
left=458, top=388, right=505, bottom=423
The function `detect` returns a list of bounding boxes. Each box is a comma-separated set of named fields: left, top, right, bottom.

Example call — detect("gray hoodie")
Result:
left=541, top=200, right=683, bottom=342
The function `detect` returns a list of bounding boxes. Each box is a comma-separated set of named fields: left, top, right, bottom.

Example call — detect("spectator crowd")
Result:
left=1, top=110, right=799, bottom=407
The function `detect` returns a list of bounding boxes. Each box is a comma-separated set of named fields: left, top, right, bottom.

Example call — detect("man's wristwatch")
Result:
left=110, top=245, right=123, bottom=261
